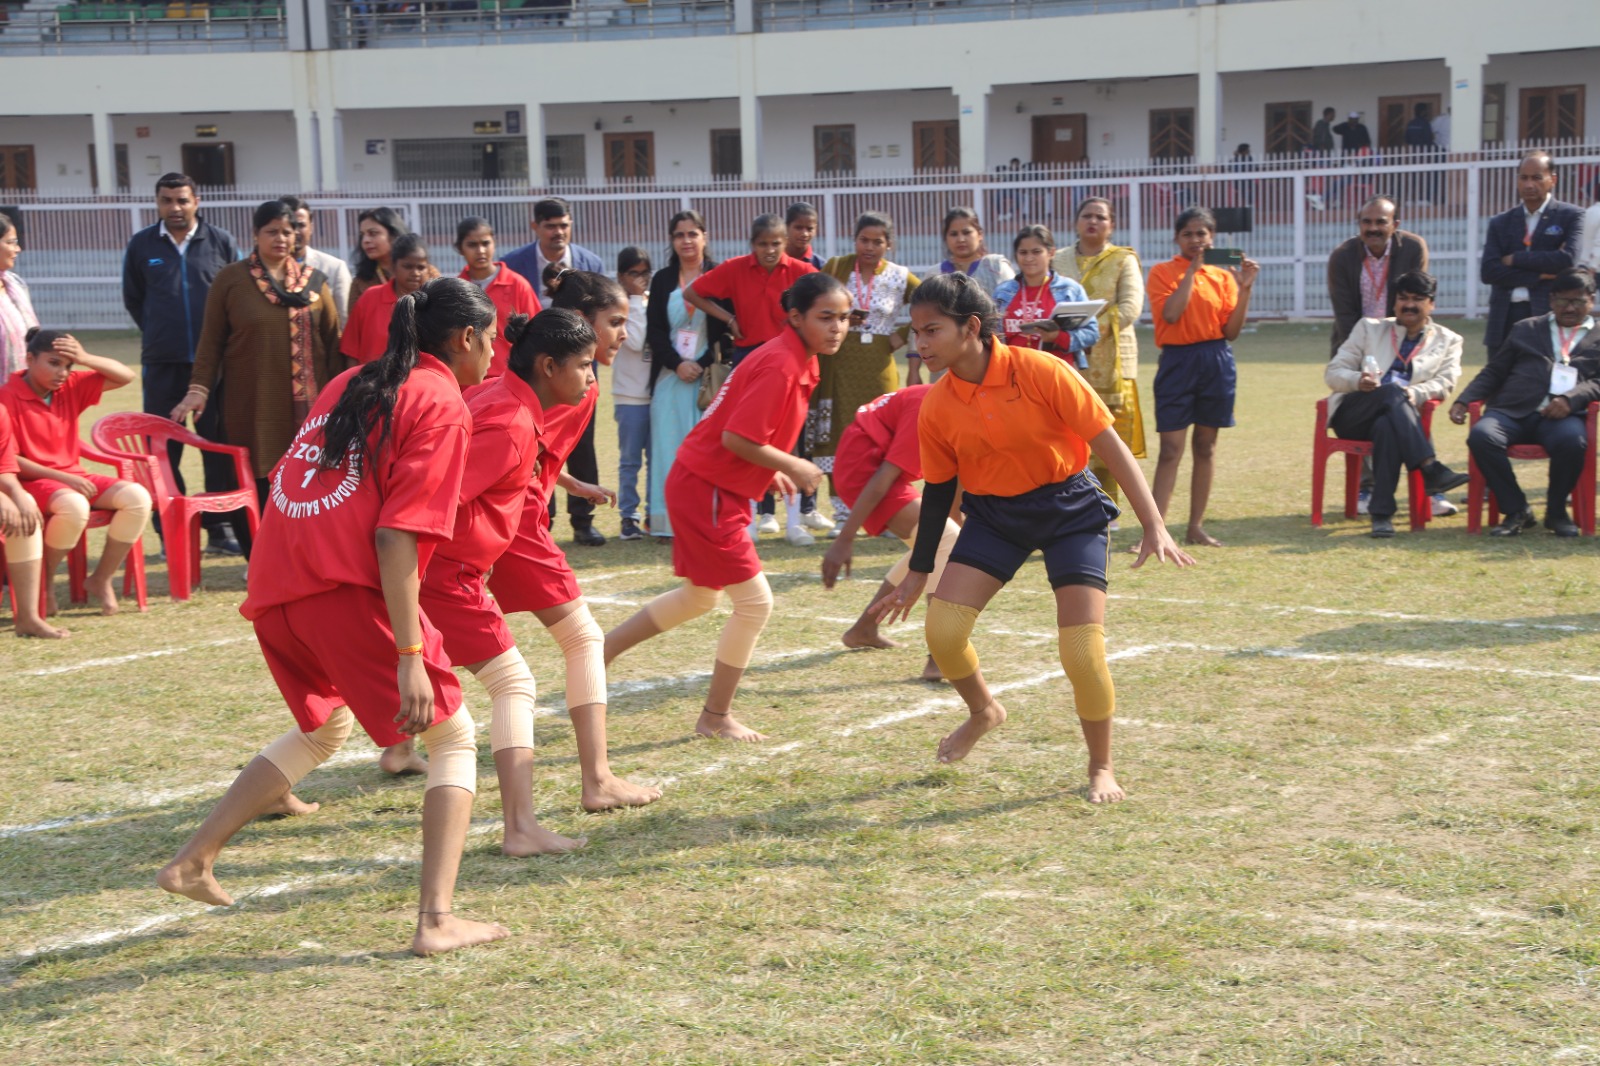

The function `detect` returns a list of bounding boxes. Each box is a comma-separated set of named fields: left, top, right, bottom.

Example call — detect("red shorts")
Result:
left=252, top=584, right=463, bottom=748
left=667, top=465, right=762, bottom=590
left=487, top=505, right=582, bottom=614
left=832, top=447, right=918, bottom=538
left=420, top=557, right=516, bottom=667
left=24, top=472, right=120, bottom=512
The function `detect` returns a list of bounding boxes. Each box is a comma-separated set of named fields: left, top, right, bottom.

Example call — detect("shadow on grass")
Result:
left=1182, top=511, right=1600, bottom=556
left=1278, top=614, right=1600, bottom=656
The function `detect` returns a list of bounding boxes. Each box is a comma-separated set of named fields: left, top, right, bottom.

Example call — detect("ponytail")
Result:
left=547, top=269, right=626, bottom=321
left=503, top=307, right=596, bottom=384
left=320, top=277, right=495, bottom=469
left=781, top=272, right=847, bottom=315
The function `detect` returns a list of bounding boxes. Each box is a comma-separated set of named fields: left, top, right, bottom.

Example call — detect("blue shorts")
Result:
left=1153, top=338, right=1237, bottom=433
left=951, top=473, right=1120, bottom=591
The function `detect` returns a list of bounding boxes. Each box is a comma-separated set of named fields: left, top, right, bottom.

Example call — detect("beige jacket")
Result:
left=1053, top=246, right=1144, bottom=379
left=1325, top=316, right=1463, bottom=420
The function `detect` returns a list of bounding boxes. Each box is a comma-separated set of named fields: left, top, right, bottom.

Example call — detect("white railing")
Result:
left=9, top=147, right=1600, bottom=329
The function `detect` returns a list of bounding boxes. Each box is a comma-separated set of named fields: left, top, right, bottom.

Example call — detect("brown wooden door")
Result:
left=710, top=129, right=741, bottom=179
left=604, top=132, right=656, bottom=182
left=1149, top=109, right=1194, bottom=161
left=1377, top=94, right=1443, bottom=148
left=1520, top=85, right=1586, bottom=142
left=1031, top=114, right=1087, bottom=166
left=0, top=146, right=37, bottom=191
left=814, top=124, right=856, bottom=176
left=181, top=143, right=235, bottom=188
left=1264, top=101, right=1311, bottom=156
left=912, top=120, right=959, bottom=171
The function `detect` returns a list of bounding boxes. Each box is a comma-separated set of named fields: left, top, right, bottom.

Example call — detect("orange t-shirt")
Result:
left=1147, top=256, right=1238, bottom=348
left=918, top=339, right=1114, bottom=498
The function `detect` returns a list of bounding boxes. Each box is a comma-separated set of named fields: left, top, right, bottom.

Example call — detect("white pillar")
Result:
left=1448, top=53, right=1485, bottom=154
left=524, top=103, right=546, bottom=188
left=318, top=109, right=341, bottom=191
left=294, top=109, right=318, bottom=192
left=91, top=111, right=115, bottom=195
left=739, top=92, right=762, bottom=182
left=958, top=89, right=988, bottom=174
left=1195, top=3, right=1222, bottom=165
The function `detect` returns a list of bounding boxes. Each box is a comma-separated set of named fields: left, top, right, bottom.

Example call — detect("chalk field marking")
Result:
left=19, top=636, right=257, bottom=678
left=1104, top=592, right=1596, bottom=635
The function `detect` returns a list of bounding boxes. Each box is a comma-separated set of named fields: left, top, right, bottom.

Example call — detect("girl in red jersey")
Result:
left=340, top=234, right=436, bottom=369
left=2, top=329, right=150, bottom=616
left=456, top=216, right=543, bottom=378
left=421, top=307, right=599, bottom=855
left=487, top=270, right=662, bottom=812
left=0, top=403, right=68, bottom=637
left=604, top=273, right=850, bottom=742
left=158, top=277, right=509, bottom=958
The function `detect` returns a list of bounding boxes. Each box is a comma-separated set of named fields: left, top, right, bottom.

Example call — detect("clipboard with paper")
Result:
left=1049, top=299, right=1107, bottom=331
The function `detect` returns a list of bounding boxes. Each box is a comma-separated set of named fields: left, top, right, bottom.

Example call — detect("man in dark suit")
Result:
left=1480, top=151, right=1582, bottom=353
left=1451, top=269, right=1600, bottom=536
left=1327, top=195, right=1429, bottom=355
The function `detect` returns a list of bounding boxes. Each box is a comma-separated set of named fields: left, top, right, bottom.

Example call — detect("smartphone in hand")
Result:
left=1202, top=248, right=1244, bottom=268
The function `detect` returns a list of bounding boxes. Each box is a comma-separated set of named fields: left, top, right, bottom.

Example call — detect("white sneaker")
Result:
left=1356, top=490, right=1371, bottom=516
left=1430, top=494, right=1459, bottom=516
left=757, top=514, right=780, bottom=535
left=801, top=510, right=835, bottom=531
left=786, top=528, right=815, bottom=547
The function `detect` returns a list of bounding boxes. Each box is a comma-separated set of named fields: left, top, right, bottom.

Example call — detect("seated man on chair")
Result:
left=1327, top=271, right=1468, bottom=537
left=1450, top=268, right=1600, bottom=537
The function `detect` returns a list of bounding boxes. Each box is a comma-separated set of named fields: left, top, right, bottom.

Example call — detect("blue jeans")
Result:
left=614, top=403, right=651, bottom=521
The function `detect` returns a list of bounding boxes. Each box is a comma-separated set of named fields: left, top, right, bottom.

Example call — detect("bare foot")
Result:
left=581, top=775, right=663, bottom=812
left=156, top=858, right=234, bottom=907
left=44, top=584, right=60, bottom=617
left=920, top=656, right=944, bottom=683
left=1087, top=764, right=1126, bottom=804
left=501, top=825, right=588, bottom=857
left=16, top=619, right=71, bottom=638
left=842, top=625, right=899, bottom=650
left=379, top=742, right=428, bottom=776
left=1184, top=527, right=1223, bottom=547
left=696, top=709, right=767, bottom=742
left=936, top=699, right=1007, bottom=764
left=85, top=575, right=119, bottom=616
left=411, top=912, right=511, bottom=956
left=260, top=792, right=320, bottom=818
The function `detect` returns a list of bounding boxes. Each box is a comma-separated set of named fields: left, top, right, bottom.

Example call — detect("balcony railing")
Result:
left=757, top=0, right=1194, bottom=33
left=331, top=0, right=733, bottom=47
left=0, top=1, right=287, bottom=55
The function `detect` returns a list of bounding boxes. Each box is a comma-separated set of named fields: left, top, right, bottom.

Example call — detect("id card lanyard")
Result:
left=853, top=262, right=877, bottom=343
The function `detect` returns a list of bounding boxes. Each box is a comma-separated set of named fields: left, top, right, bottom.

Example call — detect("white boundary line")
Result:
left=18, top=636, right=257, bottom=678
left=1105, top=593, right=1597, bottom=634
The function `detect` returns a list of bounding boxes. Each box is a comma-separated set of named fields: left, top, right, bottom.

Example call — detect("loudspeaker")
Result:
left=1213, top=206, right=1252, bottom=234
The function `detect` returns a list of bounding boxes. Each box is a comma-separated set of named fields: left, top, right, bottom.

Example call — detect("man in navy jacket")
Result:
left=1480, top=151, right=1582, bottom=354
left=121, top=173, right=240, bottom=551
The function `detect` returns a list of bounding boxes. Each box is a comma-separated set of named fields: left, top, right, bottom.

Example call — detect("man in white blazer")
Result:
left=281, top=195, right=353, bottom=324
left=1326, top=270, right=1470, bottom=537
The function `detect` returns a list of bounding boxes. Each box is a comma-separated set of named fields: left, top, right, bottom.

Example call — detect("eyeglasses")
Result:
left=1552, top=297, right=1593, bottom=309
left=622, top=268, right=651, bottom=278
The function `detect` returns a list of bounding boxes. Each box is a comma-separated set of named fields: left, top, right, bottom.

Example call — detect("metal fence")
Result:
left=11, top=147, right=1600, bottom=330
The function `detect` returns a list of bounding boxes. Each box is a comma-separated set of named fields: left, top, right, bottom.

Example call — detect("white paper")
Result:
left=1049, top=299, right=1108, bottom=320
left=1551, top=364, right=1579, bottom=396
left=673, top=328, right=698, bottom=360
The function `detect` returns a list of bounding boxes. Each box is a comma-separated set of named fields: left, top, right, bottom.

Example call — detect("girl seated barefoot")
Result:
left=0, top=404, right=68, bottom=638
left=1, top=329, right=149, bottom=616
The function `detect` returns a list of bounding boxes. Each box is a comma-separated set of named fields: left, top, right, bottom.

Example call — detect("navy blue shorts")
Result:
left=1153, top=338, right=1237, bottom=433
left=951, top=473, right=1120, bottom=591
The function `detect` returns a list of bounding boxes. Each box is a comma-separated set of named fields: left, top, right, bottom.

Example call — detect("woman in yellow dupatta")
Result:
left=1054, top=196, right=1146, bottom=506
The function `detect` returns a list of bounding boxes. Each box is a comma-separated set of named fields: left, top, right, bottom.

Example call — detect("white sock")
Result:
left=785, top=494, right=803, bottom=535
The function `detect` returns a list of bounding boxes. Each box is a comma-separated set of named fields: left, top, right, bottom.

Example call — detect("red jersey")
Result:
left=436, top=372, right=545, bottom=572
left=536, top=383, right=598, bottom=499
left=340, top=280, right=400, bottom=365
left=673, top=328, right=819, bottom=499
left=1000, top=278, right=1058, bottom=351
left=460, top=263, right=543, bottom=378
left=688, top=253, right=817, bottom=348
left=0, top=405, right=19, bottom=476
left=849, top=385, right=929, bottom=479
left=240, top=353, right=471, bottom=620
left=1, top=369, right=105, bottom=476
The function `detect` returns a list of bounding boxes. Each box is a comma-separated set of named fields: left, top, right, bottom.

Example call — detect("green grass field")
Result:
left=3, top=321, right=1598, bottom=1065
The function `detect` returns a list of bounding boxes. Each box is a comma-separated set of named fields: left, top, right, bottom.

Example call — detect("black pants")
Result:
left=1331, top=384, right=1434, bottom=519
left=141, top=363, right=231, bottom=539
left=1467, top=407, right=1588, bottom=518
left=557, top=406, right=599, bottom=528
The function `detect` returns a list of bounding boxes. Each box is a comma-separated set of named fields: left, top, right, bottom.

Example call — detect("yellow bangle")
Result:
left=397, top=642, right=424, bottom=657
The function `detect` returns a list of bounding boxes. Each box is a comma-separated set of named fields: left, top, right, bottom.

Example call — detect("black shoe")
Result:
left=1370, top=516, right=1396, bottom=538
left=1544, top=510, right=1580, bottom=538
left=572, top=523, right=606, bottom=547
left=206, top=527, right=244, bottom=556
left=1489, top=509, right=1537, bottom=536
left=1422, top=462, right=1470, bottom=497
left=619, top=517, right=644, bottom=541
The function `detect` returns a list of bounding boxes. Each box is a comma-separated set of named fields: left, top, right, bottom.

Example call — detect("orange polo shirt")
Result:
left=918, top=339, right=1114, bottom=497
left=1147, top=256, right=1238, bottom=348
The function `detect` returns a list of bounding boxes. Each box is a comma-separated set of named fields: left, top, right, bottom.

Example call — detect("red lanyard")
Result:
left=1362, top=252, right=1389, bottom=297
left=852, top=262, right=876, bottom=313
left=1391, top=324, right=1426, bottom=368
left=1524, top=209, right=1542, bottom=248
left=1557, top=325, right=1582, bottom=361
left=1017, top=276, right=1053, bottom=320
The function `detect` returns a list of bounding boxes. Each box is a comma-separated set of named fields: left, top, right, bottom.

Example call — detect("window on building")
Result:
left=913, top=120, right=959, bottom=171
left=0, top=146, right=35, bottom=191
left=1520, top=85, right=1586, bottom=143
left=710, top=129, right=741, bottom=179
left=394, top=138, right=529, bottom=183
left=1482, top=83, right=1508, bottom=146
left=546, top=134, right=586, bottom=184
left=814, top=124, right=856, bottom=176
left=604, top=132, right=656, bottom=182
left=1377, top=94, right=1443, bottom=148
left=1264, top=101, right=1311, bottom=156
left=87, top=143, right=131, bottom=192
left=1149, top=108, right=1194, bottom=161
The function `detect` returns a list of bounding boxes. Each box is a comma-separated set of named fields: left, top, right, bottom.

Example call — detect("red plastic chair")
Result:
left=1311, top=397, right=1440, bottom=531
left=91, top=412, right=259, bottom=601
left=62, top=445, right=150, bottom=612
left=1465, top=401, right=1598, bottom=535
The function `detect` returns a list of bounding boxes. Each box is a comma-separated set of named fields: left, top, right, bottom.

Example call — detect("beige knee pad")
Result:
left=887, top=518, right=961, bottom=590
left=4, top=525, right=43, bottom=563
left=715, top=574, right=773, bottom=669
left=98, top=482, right=153, bottom=541
left=1060, top=624, right=1116, bottom=722
left=475, top=648, right=537, bottom=753
left=420, top=709, right=478, bottom=793
left=925, top=596, right=981, bottom=681
left=44, top=492, right=90, bottom=551
left=260, top=706, right=355, bottom=787
left=644, top=581, right=721, bottom=632
left=549, top=604, right=606, bottom=708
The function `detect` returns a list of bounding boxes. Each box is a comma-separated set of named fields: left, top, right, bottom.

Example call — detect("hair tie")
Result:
left=411, top=289, right=430, bottom=309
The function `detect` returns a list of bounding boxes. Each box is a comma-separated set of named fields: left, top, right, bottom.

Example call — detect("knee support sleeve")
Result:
left=4, top=525, right=43, bottom=563
left=714, top=574, right=773, bottom=669
left=475, top=647, right=537, bottom=753
left=888, top=518, right=961, bottom=590
left=644, top=581, right=721, bottom=632
left=549, top=604, right=606, bottom=708
left=1059, top=624, right=1115, bottom=722
left=102, top=482, right=153, bottom=541
left=259, top=706, right=355, bottom=787
left=420, top=709, right=478, bottom=794
left=44, top=492, right=90, bottom=551
left=924, top=596, right=981, bottom=681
